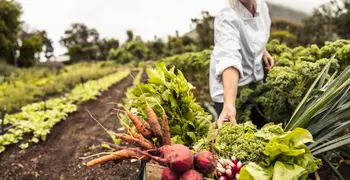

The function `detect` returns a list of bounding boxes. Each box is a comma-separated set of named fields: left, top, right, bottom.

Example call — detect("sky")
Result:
left=17, top=0, right=331, bottom=57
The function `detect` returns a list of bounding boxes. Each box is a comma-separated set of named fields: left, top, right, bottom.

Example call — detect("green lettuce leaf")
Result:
left=264, top=128, right=314, bottom=159
left=239, top=162, right=272, bottom=180
left=272, top=161, right=308, bottom=180
left=255, top=123, right=285, bottom=141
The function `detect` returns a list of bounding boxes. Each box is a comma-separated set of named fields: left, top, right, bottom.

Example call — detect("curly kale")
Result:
left=275, top=58, right=294, bottom=67
left=297, top=61, right=321, bottom=79
left=214, top=122, right=266, bottom=164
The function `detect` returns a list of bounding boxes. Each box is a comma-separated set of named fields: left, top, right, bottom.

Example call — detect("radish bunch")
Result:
left=158, top=147, right=217, bottom=180
left=215, top=156, right=242, bottom=180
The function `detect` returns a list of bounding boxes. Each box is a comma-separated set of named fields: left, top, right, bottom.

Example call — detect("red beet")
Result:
left=194, top=150, right=217, bottom=174
left=180, top=169, right=203, bottom=180
left=162, top=167, right=180, bottom=180
left=135, top=144, right=194, bottom=173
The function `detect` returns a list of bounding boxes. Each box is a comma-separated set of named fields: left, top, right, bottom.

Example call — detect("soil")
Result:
left=0, top=71, right=141, bottom=180
left=1, top=67, right=350, bottom=180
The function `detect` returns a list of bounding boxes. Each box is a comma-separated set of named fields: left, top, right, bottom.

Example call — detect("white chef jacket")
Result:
left=209, top=0, right=271, bottom=103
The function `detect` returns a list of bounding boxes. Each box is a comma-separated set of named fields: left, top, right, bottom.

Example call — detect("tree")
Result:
left=68, top=44, right=84, bottom=62
left=83, top=45, right=99, bottom=61
left=164, top=31, right=185, bottom=56
left=126, top=30, right=134, bottom=42
left=38, top=31, right=54, bottom=60
left=60, top=23, right=100, bottom=61
left=60, top=23, right=99, bottom=49
left=97, top=38, right=119, bottom=60
left=164, top=31, right=198, bottom=56
left=146, top=36, right=165, bottom=59
left=0, top=0, right=22, bottom=65
left=334, top=1, right=350, bottom=39
left=18, top=33, right=43, bottom=67
left=301, top=0, right=344, bottom=46
left=191, top=11, right=214, bottom=50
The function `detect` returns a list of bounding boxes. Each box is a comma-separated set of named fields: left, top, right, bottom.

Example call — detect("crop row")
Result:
left=0, top=70, right=131, bottom=153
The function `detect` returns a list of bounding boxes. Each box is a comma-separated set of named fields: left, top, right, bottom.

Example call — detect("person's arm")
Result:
left=211, top=10, right=243, bottom=128
left=218, top=67, right=239, bottom=127
left=222, top=67, right=239, bottom=106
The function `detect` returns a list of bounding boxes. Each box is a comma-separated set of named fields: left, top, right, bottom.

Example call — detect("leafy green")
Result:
left=0, top=70, right=131, bottom=153
left=239, top=127, right=321, bottom=180
left=239, top=162, right=272, bottom=180
left=0, top=62, right=119, bottom=113
left=264, top=128, right=314, bottom=159
left=125, top=62, right=212, bottom=147
left=213, top=122, right=266, bottom=163
left=272, top=161, right=308, bottom=180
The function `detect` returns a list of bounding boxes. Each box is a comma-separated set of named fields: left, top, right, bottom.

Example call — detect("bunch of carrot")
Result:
left=86, top=104, right=171, bottom=167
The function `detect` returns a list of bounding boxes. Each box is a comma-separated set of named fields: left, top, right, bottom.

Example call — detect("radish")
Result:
left=217, top=167, right=226, bottom=174
left=133, top=144, right=194, bottom=173
left=194, top=150, right=217, bottom=174
left=231, top=163, right=236, bottom=173
left=161, top=168, right=180, bottom=180
left=179, top=169, right=203, bottom=180
left=220, top=176, right=228, bottom=180
left=236, top=161, right=242, bottom=171
left=225, top=159, right=234, bottom=168
left=231, top=156, right=237, bottom=164
left=219, top=159, right=227, bottom=167
left=217, top=162, right=223, bottom=168
left=225, top=169, right=232, bottom=177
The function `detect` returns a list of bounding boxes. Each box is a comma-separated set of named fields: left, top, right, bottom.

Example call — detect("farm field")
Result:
left=0, top=70, right=142, bottom=180
left=0, top=66, right=349, bottom=180
left=1, top=0, right=350, bottom=180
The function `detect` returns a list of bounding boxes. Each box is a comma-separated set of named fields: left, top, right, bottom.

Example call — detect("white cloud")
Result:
left=17, top=0, right=329, bottom=56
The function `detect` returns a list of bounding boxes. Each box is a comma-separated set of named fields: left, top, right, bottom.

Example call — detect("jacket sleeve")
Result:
left=212, top=10, right=244, bottom=83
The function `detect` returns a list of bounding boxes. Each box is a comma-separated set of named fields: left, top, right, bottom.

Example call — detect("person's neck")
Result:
left=240, top=0, right=256, bottom=16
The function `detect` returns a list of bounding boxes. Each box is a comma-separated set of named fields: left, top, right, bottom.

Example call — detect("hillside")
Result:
left=184, top=1, right=309, bottom=39
left=267, top=2, right=309, bottom=23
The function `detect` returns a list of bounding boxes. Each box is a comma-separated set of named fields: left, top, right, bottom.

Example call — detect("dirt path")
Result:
left=0, top=71, right=141, bottom=180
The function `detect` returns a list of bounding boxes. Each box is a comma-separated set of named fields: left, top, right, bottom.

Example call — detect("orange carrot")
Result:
left=110, top=132, right=154, bottom=150
left=161, top=110, right=171, bottom=145
left=86, top=149, right=144, bottom=167
left=146, top=104, right=163, bottom=145
left=124, top=108, right=153, bottom=140
left=121, top=121, right=154, bottom=147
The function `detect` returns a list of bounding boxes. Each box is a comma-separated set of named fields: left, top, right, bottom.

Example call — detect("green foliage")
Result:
left=190, top=11, right=214, bottom=50
left=60, top=23, right=100, bottom=61
left=18, top=34, right=43, bottom=67
left=251, top=40, right=348, bottom=123
left=162, top=49, right=212, bottom=101
left=108, top=47, right=135, bottom=64
left=0, top=62, right=118, bottom=113
left=68, top=44, right=84, bottom=62
left=197, top=122, right=321, bottom=180
left=333, top=1, right=350, bottom=39
left=97, top=38, right=119, bottom=60
left=0, top=70, right=130, bottom=153
left=214, top=122, right=266, bottom=163
left=164, top=31, right=198, bottom=57
left=269, top=30, right=297, bottom=47
left=146, top=36, right=165, bottom=60
left=0, top=0, right=22, bottom=64
left=125, top=63, right=212, bottom=147
left=300, top=0, right=345, bottom=46
left=163, top=39, right=350, bottom=126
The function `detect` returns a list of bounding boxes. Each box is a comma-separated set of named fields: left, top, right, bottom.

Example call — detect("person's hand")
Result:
left=264, top=50, right=275, bottom=70
left=217, top=104, right=237, bottom=128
